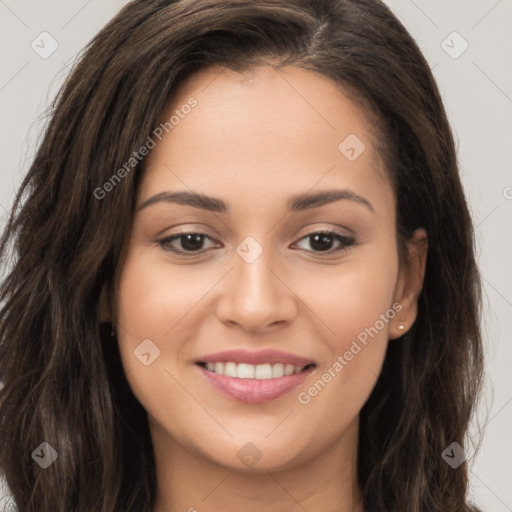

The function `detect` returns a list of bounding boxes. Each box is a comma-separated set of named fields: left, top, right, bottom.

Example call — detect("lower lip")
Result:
left=196, top=364, right=315, bottom=404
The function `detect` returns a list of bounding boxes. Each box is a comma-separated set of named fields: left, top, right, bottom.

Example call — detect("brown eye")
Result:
left=157, top=233, right=216, bottom=254
left=294, top=231, right=355, bottom=253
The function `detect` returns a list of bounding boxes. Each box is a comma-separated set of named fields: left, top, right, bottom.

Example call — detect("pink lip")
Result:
left=196, top=349, right=315, bottom=366
left=196, top=364, right=315, bottom=404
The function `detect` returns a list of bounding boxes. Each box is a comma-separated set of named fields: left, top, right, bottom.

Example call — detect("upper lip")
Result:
left=196, top=349, right=316, bottom=367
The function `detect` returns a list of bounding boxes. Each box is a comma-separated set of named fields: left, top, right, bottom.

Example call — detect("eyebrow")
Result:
left=137, top=189, right=374, bottom=213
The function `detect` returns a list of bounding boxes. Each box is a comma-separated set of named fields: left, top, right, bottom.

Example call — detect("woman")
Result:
left=0, top=0, right=484, bottom=511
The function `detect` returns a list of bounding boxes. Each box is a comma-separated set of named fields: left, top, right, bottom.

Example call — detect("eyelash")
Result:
left=156, top=230, right=356, bottom=257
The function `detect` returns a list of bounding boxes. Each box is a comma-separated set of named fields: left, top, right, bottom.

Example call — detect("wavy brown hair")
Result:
left=0, top=0, right=484, bottom=511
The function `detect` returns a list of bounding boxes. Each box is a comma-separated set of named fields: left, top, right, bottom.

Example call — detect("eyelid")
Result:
left=295, top=223, right=355, bottom=239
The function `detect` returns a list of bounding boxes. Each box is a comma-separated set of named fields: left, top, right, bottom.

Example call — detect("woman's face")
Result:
left=114, top=65, right=421, bottom=471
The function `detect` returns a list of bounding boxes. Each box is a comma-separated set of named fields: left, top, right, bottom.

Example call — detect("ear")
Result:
left=389, top=228, right=428, bottom=340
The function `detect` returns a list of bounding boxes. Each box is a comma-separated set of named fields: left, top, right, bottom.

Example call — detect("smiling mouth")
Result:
left=196, top=361, right=316, bottom=403
left=197, top=361, right=315, bottom=379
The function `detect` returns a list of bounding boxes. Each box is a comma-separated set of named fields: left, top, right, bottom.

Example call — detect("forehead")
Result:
left=139, top=65, right=392, bottom=215
left=158, top=64, right=377, bottom=158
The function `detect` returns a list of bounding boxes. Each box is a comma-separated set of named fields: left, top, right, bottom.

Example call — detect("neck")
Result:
left=151, top=417, right=364, bottom=512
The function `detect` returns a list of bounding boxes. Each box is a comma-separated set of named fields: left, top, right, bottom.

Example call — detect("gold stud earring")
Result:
left=397, top=323, right=405, bottom=331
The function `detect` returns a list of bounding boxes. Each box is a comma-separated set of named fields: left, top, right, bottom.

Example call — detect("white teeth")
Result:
left=202, top=361, right=307, bottom=379
left=255, top=363, right=272, bottom=380
left=224, top=362, right=237, bottom=378
left=237, top=363, right=255, bottom=379
left=272, top=363, right=284, bottom=378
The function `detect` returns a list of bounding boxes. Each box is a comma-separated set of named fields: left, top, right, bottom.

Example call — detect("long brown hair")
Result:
left=0, top=1, right=484, bottom=510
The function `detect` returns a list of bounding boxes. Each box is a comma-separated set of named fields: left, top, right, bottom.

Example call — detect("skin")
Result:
left=105, top=65, right=427, bottom=512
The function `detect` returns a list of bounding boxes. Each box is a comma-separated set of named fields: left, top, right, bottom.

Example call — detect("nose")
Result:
left=215, top=243, right=298, bottom=334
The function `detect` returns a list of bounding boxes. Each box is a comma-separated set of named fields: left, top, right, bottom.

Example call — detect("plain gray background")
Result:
left=0, top=1, right=511, bottom=510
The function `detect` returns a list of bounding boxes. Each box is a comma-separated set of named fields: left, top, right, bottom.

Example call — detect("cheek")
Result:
left=114, top=248, right=232, bottom=410
left=116, top=249, right=215, bottom=339
left=293, top=246, right=398, bottom=413
left=114, top=250, right=196, bottom=399
left=304, top=248, right=399, bottom=349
